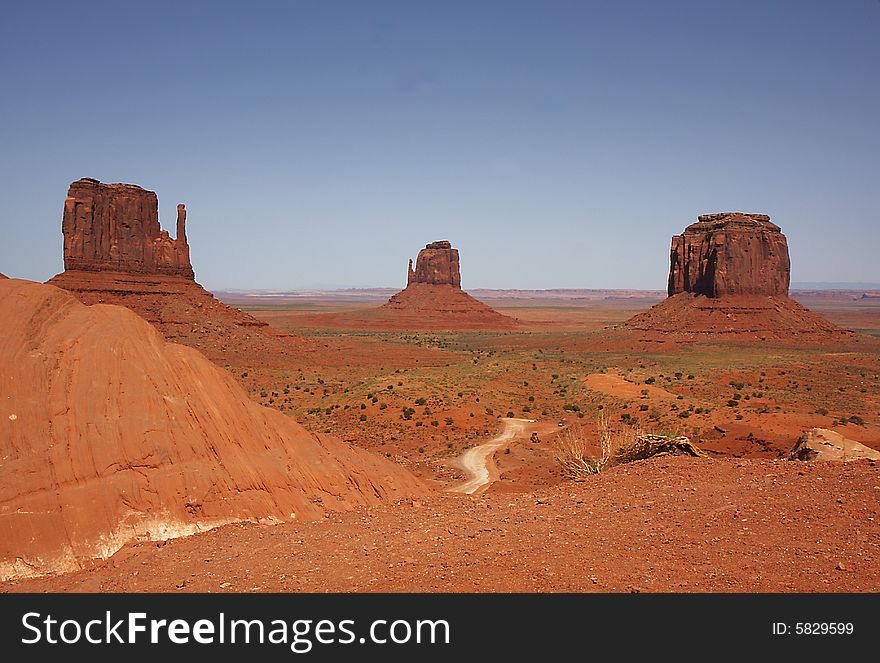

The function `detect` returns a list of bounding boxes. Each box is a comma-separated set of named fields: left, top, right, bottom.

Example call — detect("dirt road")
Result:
left=448, top=418, right=536, bottom=494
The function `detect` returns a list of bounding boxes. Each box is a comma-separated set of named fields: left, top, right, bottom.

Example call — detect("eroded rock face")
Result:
left=0, top=279, right=426, bottom=580
left=788, top=428, right=880, bottom=462
left=407, top=240, right=461, bottom=287
left=62, top=178, right=194, bottom=279
left=667, top=213, right=790, bottom=297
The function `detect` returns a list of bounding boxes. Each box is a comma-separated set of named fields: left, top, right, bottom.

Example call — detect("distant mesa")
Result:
left=381, top=240, right=516, bottom=329
left=625, top=213, right=850, bottom=341
left=48, top=178, right=302, bottom=364
left=0, top=279, right=426, bottom=580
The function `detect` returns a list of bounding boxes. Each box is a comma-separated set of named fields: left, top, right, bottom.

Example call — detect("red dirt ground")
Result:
left=6, top=456, right=878, bottom=593
left=6, top=286, right=878, bottom=592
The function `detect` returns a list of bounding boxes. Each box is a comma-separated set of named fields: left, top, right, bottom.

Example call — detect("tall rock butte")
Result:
left=0, top=278, right=426, bottom=580
left=62, top=178, right=194, bottom=278
left=407, top=240, right=462, bottom=287
left=381, top=240, right=515, bottom=329
left=49, top=179, right=303, bottom=364
left=667, top=212, right=790, bottom=298
left=625, top=213, right=848, bottom=340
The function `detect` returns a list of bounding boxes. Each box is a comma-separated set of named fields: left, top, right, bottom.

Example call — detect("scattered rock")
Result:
left=787, top=429, right=880, bottom=462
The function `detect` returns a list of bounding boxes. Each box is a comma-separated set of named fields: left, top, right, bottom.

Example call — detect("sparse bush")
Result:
left=359, top=414, right=367, bottom=421
left=552, top=415, right=705, bottom=481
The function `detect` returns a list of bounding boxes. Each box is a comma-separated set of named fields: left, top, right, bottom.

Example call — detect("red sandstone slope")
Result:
left=625, top=293, right=850, bottom=340
left=380, top=282, right=516, bottom=328
left=0, top=279, right=427, bottom=580
left=48, top=269, right=305, bottom=365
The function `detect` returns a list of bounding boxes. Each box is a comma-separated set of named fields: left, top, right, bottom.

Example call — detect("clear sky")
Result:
left=1, top=0, right=878, bottom=290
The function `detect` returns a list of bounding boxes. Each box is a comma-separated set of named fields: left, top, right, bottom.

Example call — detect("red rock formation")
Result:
left=50, top=179, right=305, bottom=365
left=668, top=213, right=790, bottom=297
left=624, top=213, right=849, bottom=341
left=62, top=178, right=194, bottom=279
left=0, top=279, right=427, bottom=580
left=407, top=240, right=461, bottom=287
left=379, top=241, right=514, bottom=329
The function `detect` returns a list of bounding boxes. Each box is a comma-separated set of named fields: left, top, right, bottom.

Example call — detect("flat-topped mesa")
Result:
left=407, top=240, right=461, bottom=288
left=62, top=178, right=194, bottom=279
left=667, top=212, right=790, bottom=298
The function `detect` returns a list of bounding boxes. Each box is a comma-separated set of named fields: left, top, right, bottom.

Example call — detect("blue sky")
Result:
left=1, top=0, right=878, bottom=289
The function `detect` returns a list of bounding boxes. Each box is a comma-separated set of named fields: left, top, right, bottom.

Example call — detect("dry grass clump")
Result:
left=553, top=414, right=706, bottom=481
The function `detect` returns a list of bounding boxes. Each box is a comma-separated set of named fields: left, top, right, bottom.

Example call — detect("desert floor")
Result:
left=5, top=290, right=879, bottom=592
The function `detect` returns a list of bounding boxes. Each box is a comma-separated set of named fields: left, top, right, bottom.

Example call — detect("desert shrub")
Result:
left=506, top=411, right=514, bottom=418
left=430, top=420, right=439, bottom=427
left=359, top=414, right=367, bottom=421
left=727, top=400, right=739, bottom=407
left=644, top=377, right=656, bottom=384
left=552, top=415, right=704, bottom=480
left=639, top=404, right=649, bottom=411
left=849, top=415, right=865, bottom=425
left=415, top=397, right=427, bottom=406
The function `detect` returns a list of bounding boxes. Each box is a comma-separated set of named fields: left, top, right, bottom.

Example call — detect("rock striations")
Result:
left=667, top=213, right=790, bottom=297
left=0, top=279, right=426, bottom=580
left=626, top=213, right=850, bottom=341
left=62, top=178, right=194, bottom=278
left=407, top=240, right=461, bottom=287
left=49, top=179, right=302, bottom=364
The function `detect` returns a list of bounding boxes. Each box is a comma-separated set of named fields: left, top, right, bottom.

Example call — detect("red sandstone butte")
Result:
left=381, top=241, right=515, bottom=329
left=668, top=212, right=790, bottom=298
left=49, top=178, right=306, bottom=364
left=62, top=178, right=194, bottom=279
left=0, top=278, right=426, bottom=580
left=625, top=213, right=848, bottom=340
left=407, top=240, right=462, bottom=287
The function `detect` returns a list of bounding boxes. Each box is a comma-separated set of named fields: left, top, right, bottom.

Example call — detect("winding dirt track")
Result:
left=448, top=418, right=536, bottom=495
